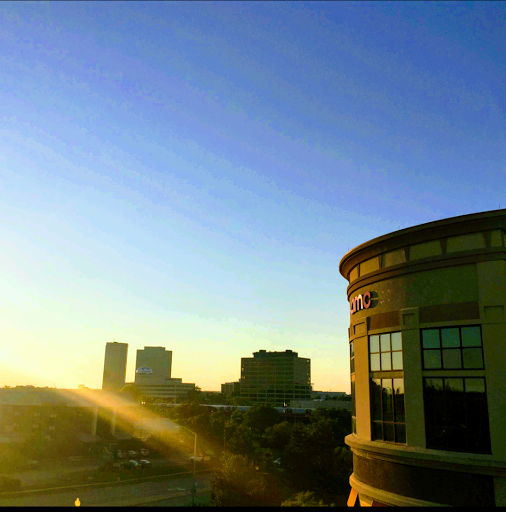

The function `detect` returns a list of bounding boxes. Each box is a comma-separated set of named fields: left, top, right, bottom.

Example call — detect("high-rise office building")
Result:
left=102, top=342, right=128, bottom=393
left=240, top=350, right=311, bottom=406
left=134, top=347, right=172, bottom=384
left=340, top=209, right=506, bottom=506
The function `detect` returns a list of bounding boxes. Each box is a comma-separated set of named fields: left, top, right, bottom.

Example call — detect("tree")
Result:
left=0, top=445, right=29, bottom=474
left=282, top=490, right=334, bottom=507
left=243, top=403, right=280, bottom=435
left=211, top=453, right=267, bottom=506
left=264, top=421, right=293, bottom=452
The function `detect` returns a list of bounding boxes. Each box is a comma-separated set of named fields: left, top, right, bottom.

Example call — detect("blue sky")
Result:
left=1, top=1, right=504, bottom=391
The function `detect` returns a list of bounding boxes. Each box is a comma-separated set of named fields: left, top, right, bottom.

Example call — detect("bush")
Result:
left=0, top=476, right=22, bottom=492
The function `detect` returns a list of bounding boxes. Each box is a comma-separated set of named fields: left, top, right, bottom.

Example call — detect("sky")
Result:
left=0, top=1, right=505, bottom=392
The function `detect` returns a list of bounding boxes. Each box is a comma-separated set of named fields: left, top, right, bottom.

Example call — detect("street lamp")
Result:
left=179, top=425, right=197, bottom=506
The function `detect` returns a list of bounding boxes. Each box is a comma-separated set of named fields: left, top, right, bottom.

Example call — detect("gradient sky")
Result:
left=1, top=1, right=505, bottom=392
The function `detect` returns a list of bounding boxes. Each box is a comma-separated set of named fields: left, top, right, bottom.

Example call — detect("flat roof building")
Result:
left=134, top=347, right=194, bottom=402
left=339, top=209, right=506, bottom=506
left=240, top=350, right=311, bottom=407
left=102, top=342, right=128, bottom=393
left=134, top=346, right=172, bottom=385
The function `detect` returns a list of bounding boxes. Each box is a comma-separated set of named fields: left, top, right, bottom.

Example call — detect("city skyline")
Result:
left=1, top=2, right=504, bottom=392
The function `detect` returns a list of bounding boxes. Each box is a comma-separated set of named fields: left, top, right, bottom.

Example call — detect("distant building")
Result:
left=221, top=381, right=241, bottom=394
left=311, top=390, right=348, bottom=399
left=133, top=347, right=195, bottom=402
left=102, top=342, right=128, bottom=393
left=134, top=347, right=172, bottom=384
left=0, top=387, right=101, bottom=448
left=240, top=350, right=311, bottom=407
left=290, top=399, right=352, bottom=411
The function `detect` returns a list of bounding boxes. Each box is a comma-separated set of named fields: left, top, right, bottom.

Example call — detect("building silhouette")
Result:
left=133, top=346, right=195, bottom=402
left=102, top=342, right=128, bottom=393
left=340, top=209, right=506, bottom=507
left=240, top=350, right=311, bottom=406
left=134, top=347, right=172, bottom=384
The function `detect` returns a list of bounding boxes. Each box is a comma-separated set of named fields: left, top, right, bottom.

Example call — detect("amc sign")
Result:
left=350, top=291, right=372, bottom=315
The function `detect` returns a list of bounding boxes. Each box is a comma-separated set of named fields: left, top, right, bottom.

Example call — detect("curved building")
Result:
left=339, top=209, right=506, bottom=507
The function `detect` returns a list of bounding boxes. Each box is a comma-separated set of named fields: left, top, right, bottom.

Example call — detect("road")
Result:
left=0, top=473, right=212, bottom=507
left=9, top=455, right=188, bottom=487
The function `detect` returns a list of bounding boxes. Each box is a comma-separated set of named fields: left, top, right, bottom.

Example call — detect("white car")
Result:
left=128, top=450, right=138, bottom=458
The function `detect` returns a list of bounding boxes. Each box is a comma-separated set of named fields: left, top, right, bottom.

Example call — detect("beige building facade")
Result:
left=339, top=209, right=506, bottom=506
left=102, top=342, right=128, bottom=393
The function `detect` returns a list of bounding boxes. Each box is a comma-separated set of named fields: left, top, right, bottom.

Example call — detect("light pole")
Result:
left=179, top=425, right=197, bottom=506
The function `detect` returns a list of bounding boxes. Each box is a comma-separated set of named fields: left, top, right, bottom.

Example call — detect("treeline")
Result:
left=156, top=402, right=353, bottom=506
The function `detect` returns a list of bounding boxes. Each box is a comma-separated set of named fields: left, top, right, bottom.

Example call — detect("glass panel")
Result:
left=441, top=328, right=460, bottom=348
left=372, top=421, right=382, bottom=441
left=461, top=326, right=481, bottom=347
left=395, top=423, right=406, bottom=444
left=369, top=335, right=380, bottom=353
left=393, top=378, right=405, bottom=422
left=351, top=417, right=356, bottom=435
left=383, top=423, right=394, bottom=442
left=371, top=379, right=381, bottom=421
left=464, top=378, right=491, bottom=453
left=350, top=341, right=354, bottom=357
left=444, top=378, right=464, bottom=392
left=391, top=332, right=402, bottom=351
left=370, top=353, right=381, bottom=371
left=423, top=378, right=445, bottom=448
left=442, top=349, right=462, bottom=369
left=392, top=351, right=403, bottom=370
left=423, top=350, right=442, bottom=369
left=381, top=352, right=392, bottom=371
left=380, top=334, right=391, bottom=352
left=382, top=379, right=393, bottom=422
left=422, top=329, right=440, bottom=349
left=463, top=348, right=483, bottom=369
left=465, top=378, right=485, bottom=394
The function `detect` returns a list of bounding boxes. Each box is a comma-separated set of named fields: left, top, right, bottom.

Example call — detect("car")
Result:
left=138, top=459, right=151, bottom=468
left=128, top=450, right=138, bottom=458
left=140, top=448, right=149, bottom=456
left=121, top=460, right=140, bottom=470
left=273, top=458, right=282, bottom=466
left=190, top=455, right=203, bottom=462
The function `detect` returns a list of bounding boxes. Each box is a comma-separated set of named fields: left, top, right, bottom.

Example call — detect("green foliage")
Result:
left=281, top=490, right=333, bottom=507
left=0, top=445, right=29, bottom=474
left=0, top=475, right=22, bottom=491
left=211, top=452, right=282, bottom=506
left=243, top=403, right=281, bottom=434
left=264, top=421, right=293, bottom=451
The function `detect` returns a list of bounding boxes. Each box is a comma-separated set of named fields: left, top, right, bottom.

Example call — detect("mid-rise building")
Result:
left=221, top=381, right=241, bottom=395
left=340, top=209, right=506, bottom=506
left=240, top=350, right=311, bottom=407
left=102, top=342, right=128, bottom=393
left=134, top=347, right=172, bottom=384
left=133, top=346, right=195, bottom=402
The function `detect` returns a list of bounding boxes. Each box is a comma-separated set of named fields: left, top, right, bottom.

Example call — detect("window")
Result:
left=371, top=378, right=406, bottom=443
left=422, top=326, right=484, bottom=370
left=369, top=332, right=405, bottom=443
left=423, top=377, right=491, bottom=454
left=350, top=340, right=356, bottom=434
left=369, top=332, right=403, bottom=371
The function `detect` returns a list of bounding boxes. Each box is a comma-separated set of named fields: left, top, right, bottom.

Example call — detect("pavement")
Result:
left=9, top=455, right=186, bottom=487
left=0, top=473, right=212, bottom=507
